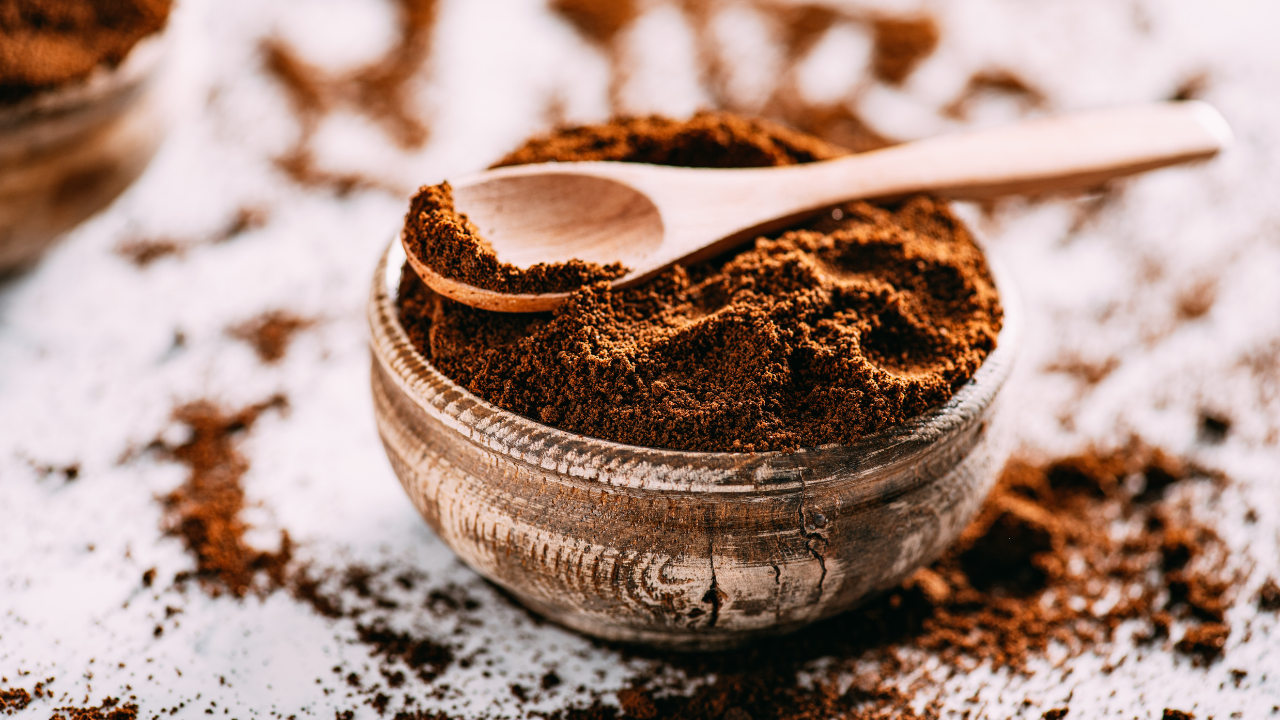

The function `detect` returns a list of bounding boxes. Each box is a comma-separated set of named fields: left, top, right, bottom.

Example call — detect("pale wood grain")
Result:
left=410, top=101, right=1229, bottom=312
left=370, top=238, right=1021, bottom=649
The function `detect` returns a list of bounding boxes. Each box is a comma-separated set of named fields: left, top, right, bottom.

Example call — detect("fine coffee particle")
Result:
left=0, top=0, right=171, bottom=103
left=0, top=688, right=31, bottom=714
left=228, top=310, right=314, bottom=363
left=399, top=112, right=1002, bottom=452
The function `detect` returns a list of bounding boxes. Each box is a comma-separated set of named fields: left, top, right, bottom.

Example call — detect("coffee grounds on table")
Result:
left=137, top=397, right=1237, bottom=718
left=49, top=698, right=138, bottom=720
left=228, top=310, right=314, bottom=363
left=154, top=396, right=293, bottom=599
left=0, top=0, right=172, bottom=104
left=398, top=112, right=1002, bottom=452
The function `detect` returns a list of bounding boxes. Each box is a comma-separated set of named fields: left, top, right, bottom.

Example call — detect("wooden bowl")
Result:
left=0, top=26, right=173, bottom=273
left=369, top=236, right=1020, bottom=650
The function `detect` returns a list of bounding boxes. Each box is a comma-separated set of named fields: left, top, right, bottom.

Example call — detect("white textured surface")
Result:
left=2, top=0, right=1278, bottom=717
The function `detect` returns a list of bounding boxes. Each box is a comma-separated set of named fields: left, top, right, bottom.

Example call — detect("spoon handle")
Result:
left=663, top=101, right=1231, bottom=254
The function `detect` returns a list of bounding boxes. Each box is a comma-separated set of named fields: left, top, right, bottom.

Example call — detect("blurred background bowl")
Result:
left=0, top=24, right=173, bottom=273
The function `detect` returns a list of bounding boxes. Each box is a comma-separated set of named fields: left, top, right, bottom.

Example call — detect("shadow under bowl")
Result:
left=0, top=27, right=174, bottom=273
left=368, top=237, right=1019, bottom=650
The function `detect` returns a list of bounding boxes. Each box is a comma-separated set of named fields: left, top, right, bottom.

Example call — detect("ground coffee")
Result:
left=0, top=0, right=171, bottom=103
left=398, top=112, right=1002, bottom=452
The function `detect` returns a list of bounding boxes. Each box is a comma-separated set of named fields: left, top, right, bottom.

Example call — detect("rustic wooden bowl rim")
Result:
left=372, top=232, right=1019, bottom=495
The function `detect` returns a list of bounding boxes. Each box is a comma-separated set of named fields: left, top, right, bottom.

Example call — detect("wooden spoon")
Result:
left=406, top=101, right=1231, bottom=312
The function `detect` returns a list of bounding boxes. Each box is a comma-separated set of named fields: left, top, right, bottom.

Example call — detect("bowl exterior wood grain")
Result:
left=369, top=239, right=1019, bottom=649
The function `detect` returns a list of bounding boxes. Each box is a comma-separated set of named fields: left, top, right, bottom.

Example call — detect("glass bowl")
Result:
left=368, top=235, right=1019, bottom=650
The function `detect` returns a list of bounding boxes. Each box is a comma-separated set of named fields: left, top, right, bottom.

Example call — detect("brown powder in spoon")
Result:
left=398, top=112, right=1002, bottom=452
left=0, top=0, right=172, bottom=104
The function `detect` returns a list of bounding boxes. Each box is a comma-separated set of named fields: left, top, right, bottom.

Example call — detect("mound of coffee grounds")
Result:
left=398, top=113, right=1001, bottom=452
left=494, top=112, right=846, bottom=168
left=153, top=396, right=292, bottom=598
left=0, top=0, right=171, bottom=104
left=228, top=310, right=313, bottom=363
left=404, top=182, right=628, bottom=295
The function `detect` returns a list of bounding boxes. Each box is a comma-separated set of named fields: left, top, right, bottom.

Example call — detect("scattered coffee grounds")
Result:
left=262, top=0, right=437, bottom=193
left=1258, top=577, right=1280, bottom=611
left=115, top=206, right=268, bottom=268
left=49, top=698, right=137, bottom=720
left=153, top=396, right=292, bottom=598
left=228, top=310, right=314, bottom=363
left=942, top=69, right=1047, bottom=120
left=1163, top=710, right=1194, bottom=720
left=403, top=182, right=628, bottom=295
left=0, top=687, right=31, bottom=714
left=0, top=0, right=171, bottom=103
left=550, top=0, right=636, bottom=46
left=870, top=16, right=940, bottom=85
left=399, top=113, right=1001, bottom=452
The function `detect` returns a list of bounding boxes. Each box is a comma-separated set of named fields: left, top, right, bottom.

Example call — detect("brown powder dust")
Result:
left=0, top=0, right=171, bottom=103
left=154, top=396, right=292, bottom=598
left=228, top=310, right=314, bottom=363
left=114, top=206, right=268, bottom=268
left=399, top=113, right=1001, bottom=452
left=138, top=393, right=1239, bottom=718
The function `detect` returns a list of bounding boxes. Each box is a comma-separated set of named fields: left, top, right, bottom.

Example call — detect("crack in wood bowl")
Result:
left=369, top=236, right=1019, bottom=650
